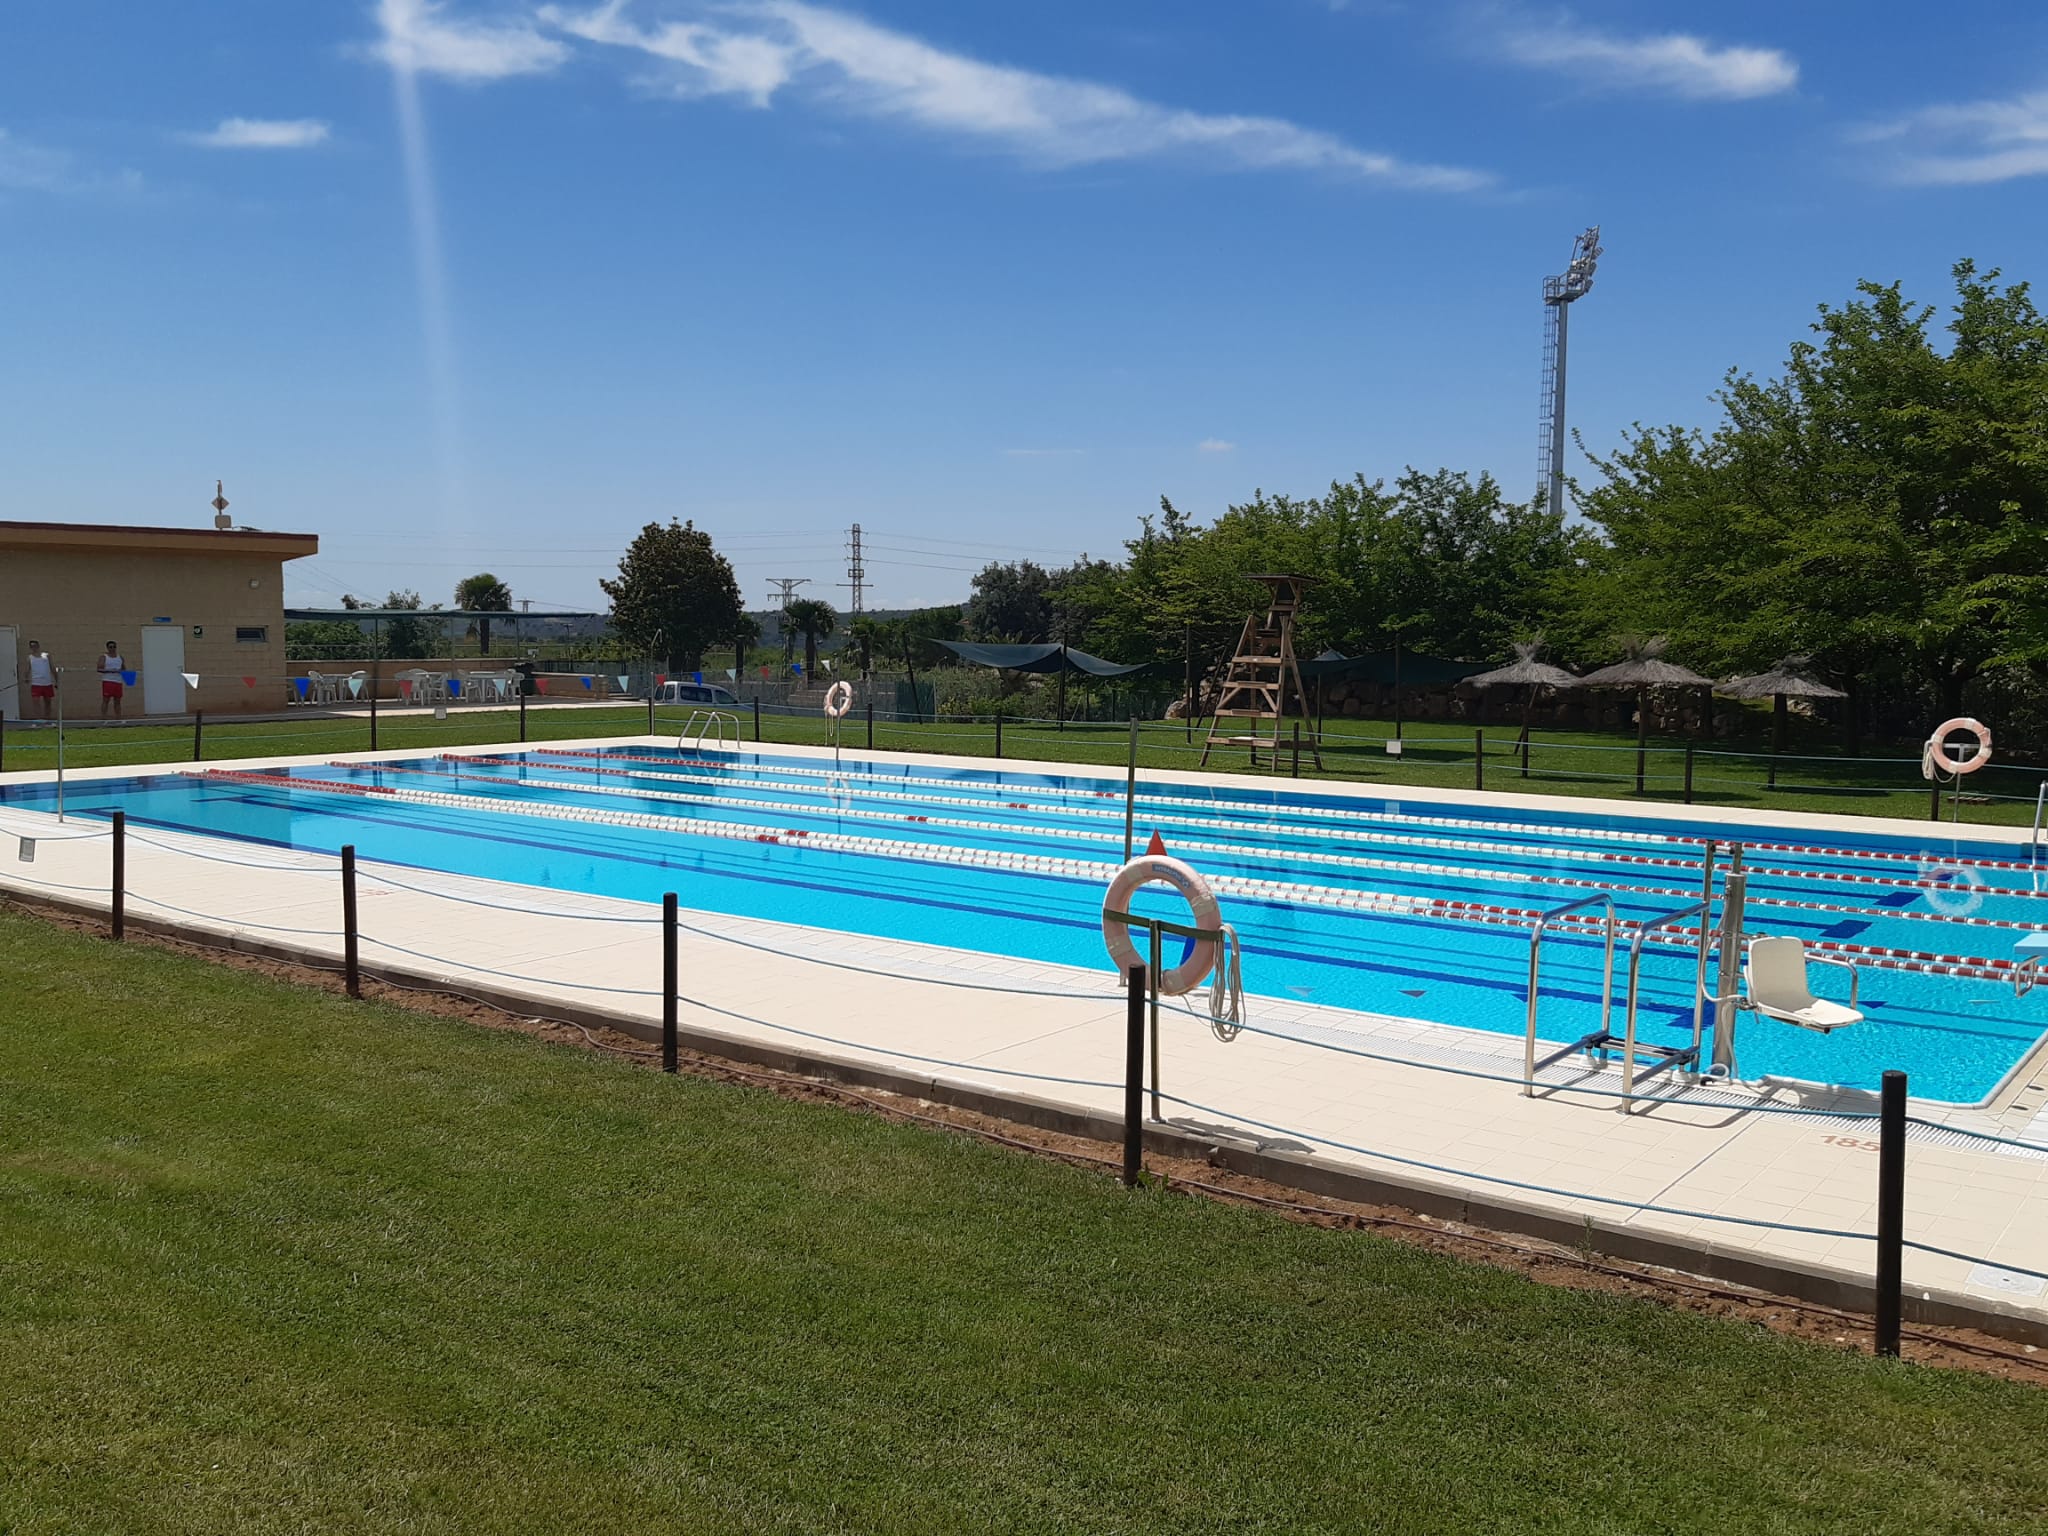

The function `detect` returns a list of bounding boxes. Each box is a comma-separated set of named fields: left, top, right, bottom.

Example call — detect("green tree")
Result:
left=454, top=573, right=513, bottom=656
left=1570, top=261, right=2048, bottom=716
left=284, top=620, right=369, bottom=660
left=382, top=590, right=435, bottom=660
left=964, top=561, right=1053, bottom=641
left=784, top=597, right=838, bottom=678
left=600, top=520, right=744, bottom=672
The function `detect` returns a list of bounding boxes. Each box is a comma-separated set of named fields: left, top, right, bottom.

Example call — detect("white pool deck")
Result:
left=6, top=735, right=2048, bottom=1337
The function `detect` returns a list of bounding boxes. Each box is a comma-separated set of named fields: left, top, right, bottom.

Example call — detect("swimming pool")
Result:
left=11, top=745, right=2048, bottom=1105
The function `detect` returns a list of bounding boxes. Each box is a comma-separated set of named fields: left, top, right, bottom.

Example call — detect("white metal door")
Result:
left=140, top=626, right=186, bottom=715
left=0, top=626, right=17, bottom=720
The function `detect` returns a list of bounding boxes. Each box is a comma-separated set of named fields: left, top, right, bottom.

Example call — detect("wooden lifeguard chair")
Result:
left=1200, top=573, right=1322, bottom=770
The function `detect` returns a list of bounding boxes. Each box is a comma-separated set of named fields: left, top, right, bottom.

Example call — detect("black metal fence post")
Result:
left=1474, top=728, right=1485, bottom=791
left=1292, top=720, right=1301, bottom=778
left=1684, top=742, right=1695, bottom=804
left=1929, top=778, right=1942, bottom=821
left=341, top=844, right=360, bottom=999
left=519, top=687, right=527, bottom=742
left=0, top=713, right=6, bottom=773
left=753, top=697, right=762, bottom=742
left=192, top=710, right=204, bottom=763
left=1876, top=1069, right=1906, bottom=1357
left=110, top=810, right=125, bottom=941
left=866, top=700, right=874, bottom=750
left=663, top=892, right=679, bottom=1074
left=1123, top=962, right=1146, bottom=1187
left=369, top=692, right=379, bottom=752
left=646, top=690, right=656, bottom=735
left=995, top=710, right=1004, bottom=759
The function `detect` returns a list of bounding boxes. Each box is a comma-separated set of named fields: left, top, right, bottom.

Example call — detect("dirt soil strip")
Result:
left=9, top=891, right=2047, bottom=1386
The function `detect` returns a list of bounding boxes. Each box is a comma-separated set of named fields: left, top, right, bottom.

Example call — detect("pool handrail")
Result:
left=1619, top=898, right=1714, bottom=1107
left=1522, top=890, right=1620, bottom=1096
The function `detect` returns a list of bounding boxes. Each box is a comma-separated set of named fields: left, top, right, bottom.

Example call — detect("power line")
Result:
left=765, top=577, right=811, bottom=617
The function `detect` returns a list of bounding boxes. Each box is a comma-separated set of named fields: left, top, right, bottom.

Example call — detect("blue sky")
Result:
left=4, top=1, right=2046, bottom=612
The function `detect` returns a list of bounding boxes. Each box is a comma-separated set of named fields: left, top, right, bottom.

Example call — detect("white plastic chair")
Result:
left=1745, top=936, right=1864, bottom=1033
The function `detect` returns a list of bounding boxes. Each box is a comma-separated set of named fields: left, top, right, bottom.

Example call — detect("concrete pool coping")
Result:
left=6, top=733, right=2048, bottom=1343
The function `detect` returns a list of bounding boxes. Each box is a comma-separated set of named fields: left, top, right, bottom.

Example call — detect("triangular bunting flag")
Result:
left=1145, top=830, right=1167, bottom=857
left=242, top=676, right=256, bottom=688
left=181, top=672, right=199, bottom=688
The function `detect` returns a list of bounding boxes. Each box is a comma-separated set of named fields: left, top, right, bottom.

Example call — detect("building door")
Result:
left=140, top=625, right=186, bottom=715
left=0, top=626, right=17, bottom=720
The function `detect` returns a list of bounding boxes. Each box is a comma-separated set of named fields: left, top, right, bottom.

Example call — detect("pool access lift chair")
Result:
left=1742, top=935, right=1865, bottom=1034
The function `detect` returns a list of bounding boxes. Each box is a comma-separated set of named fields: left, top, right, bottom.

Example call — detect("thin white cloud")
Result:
left=1197, top=438, right=1236, bottom=454
left=530, top=0, right=1492, bottom=190
left=373, top=0, right=568, bottom=81
left=1858, top=89, right=2048, bottom=185
left=1498, top=15, right=1796, bottom=101
left=0, top=128, right=142, bottom=198
left=0, top=128, right=71, bottom=191
left=187, top=117, right=333, bottom=149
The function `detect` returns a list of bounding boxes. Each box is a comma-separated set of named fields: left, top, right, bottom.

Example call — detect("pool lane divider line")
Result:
left=471, top=754, right=1743, bottom=880
left=386, top=760, right=2048, bottom=945
left=545, top=748, right=2045, bottom=873
left=529, top=749, right=2047, bottom=890
left=195, top=769, right=2024, bottom=984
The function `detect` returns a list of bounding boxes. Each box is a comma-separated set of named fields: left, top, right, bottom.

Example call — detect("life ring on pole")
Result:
left=1102, top=855, right=1222, bottom=997
left=1924, top=717, right=1992, bottom=778
left=823, top=680, right=854, bottom=719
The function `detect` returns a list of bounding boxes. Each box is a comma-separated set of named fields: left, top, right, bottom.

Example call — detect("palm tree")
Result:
left=454, top=573, right=513, bottom=656
left=784, top=598, right=837, bottom=679
left=730, top=612, right=762, bottom=678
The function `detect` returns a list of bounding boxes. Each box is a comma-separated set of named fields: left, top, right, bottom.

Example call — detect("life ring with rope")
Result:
left=1102, top=853, right=1222, bottom=997
left=1923, top=717, right=1992, bottom=779
left=823, top=680, right=854, bottom=719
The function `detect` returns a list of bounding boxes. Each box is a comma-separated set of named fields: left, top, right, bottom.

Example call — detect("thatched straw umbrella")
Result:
left=1579, top=638, right=1714, bottom=793
left=1718, top=655, right=1846, bottom=789
left=1465, top=640, right=1579, bottom=778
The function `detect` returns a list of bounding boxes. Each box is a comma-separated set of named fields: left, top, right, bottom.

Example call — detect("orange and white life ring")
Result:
left=1924, top=717, right=1992, bottom=778
left=823, top=680, right=854, bottom=719
left=1102, top=854, right=1221, bottom=996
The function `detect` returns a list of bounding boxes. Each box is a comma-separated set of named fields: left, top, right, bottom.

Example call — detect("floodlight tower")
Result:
left=1537, top=226, right=1603, bottom=516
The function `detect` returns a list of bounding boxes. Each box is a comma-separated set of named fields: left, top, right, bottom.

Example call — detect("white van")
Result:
left=654, top=680, right=740, bottom=707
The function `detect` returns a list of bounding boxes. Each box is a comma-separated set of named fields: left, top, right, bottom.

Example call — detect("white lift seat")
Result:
left=1745, top=936, right=1864, bottom=1033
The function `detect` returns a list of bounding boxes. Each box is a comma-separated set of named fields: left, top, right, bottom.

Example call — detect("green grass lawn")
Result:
left=2, top=699, right=2039, bottom=826
left=2, top=911, right=2046, bottom=1534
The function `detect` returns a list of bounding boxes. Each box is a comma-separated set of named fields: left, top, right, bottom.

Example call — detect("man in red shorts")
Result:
left=97, top=640, right=126, bottom=718
left=24, top=640, right=55, bottom=722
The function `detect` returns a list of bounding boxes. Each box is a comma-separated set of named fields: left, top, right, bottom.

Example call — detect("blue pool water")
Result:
left=10, top=746, right=2048, bottom=1104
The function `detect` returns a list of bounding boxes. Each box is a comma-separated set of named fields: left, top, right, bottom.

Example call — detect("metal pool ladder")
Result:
left=1521, top=890, right=1621, bottom=1097
left=1522, top=842, right=1731, bottom=1105
left=678, top=710, right=738, bottom=752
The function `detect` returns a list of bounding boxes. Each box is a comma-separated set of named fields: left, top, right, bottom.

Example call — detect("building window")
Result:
left=235, top=626, right=268, bottom=644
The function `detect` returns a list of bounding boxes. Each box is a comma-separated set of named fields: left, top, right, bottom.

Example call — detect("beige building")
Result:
left=0, top=520, right=319, bottom=720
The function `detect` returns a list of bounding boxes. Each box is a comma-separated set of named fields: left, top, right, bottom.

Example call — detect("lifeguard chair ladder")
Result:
left=1199, top=573, right=1322, bottom=770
